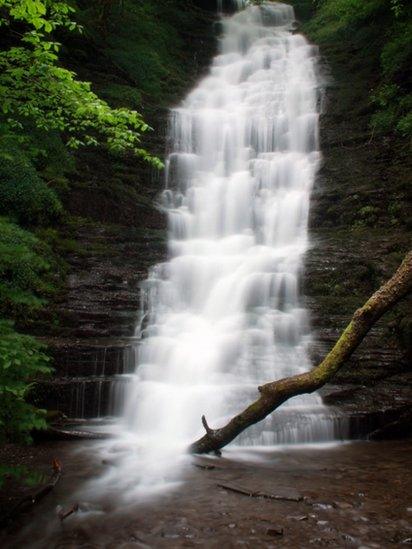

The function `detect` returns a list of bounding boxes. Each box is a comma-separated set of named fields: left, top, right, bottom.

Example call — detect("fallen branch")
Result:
left=58, top=503, right=79, bottom=522
left=190, top=251, right=412, bottom=454
left=0, top=459, right=62, bottom=527
left=217, top=483, right=303, bottom=502
left=33, top=427, right=111, bottom=441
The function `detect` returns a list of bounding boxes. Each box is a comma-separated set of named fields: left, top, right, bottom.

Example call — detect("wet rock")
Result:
left=309, top=537, right=325, bottom=544
left=31, top=215, right=167, bottom=418
left=119, top=544, right=150, bottom=549
left=322, top=387, right=363, bottom=405
left=368, top=408, right=412, bottom=440
left=312, top=502, right=334, bottom=510
left=318, top=378, right=412, bottom=440
left=266, top=527, right=284, bottom=536
left=334, top=502, right=353, bottom=510
left=287, top=515, right=308, bottom=521
left=340, top=533, right=358, bottom=545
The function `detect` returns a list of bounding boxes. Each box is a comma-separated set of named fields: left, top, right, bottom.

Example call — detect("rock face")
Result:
left=33, top=219, right=166, bottom=418
left=303, top=36, right=412, bottom=425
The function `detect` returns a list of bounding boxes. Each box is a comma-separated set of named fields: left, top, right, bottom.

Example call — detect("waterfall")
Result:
left=217, top=0, right=246, bottom=12
left=97, top=1, right=342, bottom=497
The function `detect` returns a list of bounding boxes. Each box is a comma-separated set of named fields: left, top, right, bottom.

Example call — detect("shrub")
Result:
left=0, top=218, right=54, bottom=317
left=0, top=319, right=51, bottom=443
left=303, top=0, right=411, bottom=138
left=0, top=153, right=62, bottom=226
left=0, top=0, right=159, bottom=166
left=99, top=84, right=143, bottom=110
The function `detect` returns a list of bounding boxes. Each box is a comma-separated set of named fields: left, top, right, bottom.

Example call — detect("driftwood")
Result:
left=217, top=483, right=303, bottom=502
left=33, top=426, right=111, bottom=441
left=0, top=459, right=62, bottom=528
left=57, top=503, right=79, bottom=522
left=190, top=251, right=412, bottom=455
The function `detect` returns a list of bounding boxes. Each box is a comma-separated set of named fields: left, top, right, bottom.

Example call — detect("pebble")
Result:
left=266, top=527, right=284, bottom=537
left=313, top=503, right=334, bottom=510
left=335, top=501, right=353, bottom=510
left=287, top=515, right=308, bottom=521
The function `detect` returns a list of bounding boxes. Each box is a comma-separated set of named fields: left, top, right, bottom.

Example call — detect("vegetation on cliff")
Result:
left=299, top=0, right=412, bottom=138
left=289, top=0, right=412, bottom=383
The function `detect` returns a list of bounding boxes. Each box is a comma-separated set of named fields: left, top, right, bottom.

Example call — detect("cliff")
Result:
left=31, top=0, right=218, bottom=417
left=293, top=0, right=412, bottom=433
left=33, top=0, right=411, bottom=437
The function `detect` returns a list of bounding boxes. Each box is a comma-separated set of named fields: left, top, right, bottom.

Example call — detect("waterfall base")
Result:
left=1, top=440, right=411, bottom=547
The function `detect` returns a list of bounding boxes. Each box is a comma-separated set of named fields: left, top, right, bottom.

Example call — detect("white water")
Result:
left=95, top=1, right=341, bottom=496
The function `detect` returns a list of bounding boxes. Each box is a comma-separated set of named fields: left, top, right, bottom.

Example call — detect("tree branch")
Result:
left=190, top=251, right=412, bottom=454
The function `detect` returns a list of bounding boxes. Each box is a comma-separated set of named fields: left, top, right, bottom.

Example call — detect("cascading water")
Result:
left=96, top=1, right=345, bottom=496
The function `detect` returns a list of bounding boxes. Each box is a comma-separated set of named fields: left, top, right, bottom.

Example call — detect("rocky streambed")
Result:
left=1, top=440, right=411, bottom=547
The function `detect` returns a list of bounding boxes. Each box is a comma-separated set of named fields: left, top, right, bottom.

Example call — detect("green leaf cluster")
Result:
left=0, top=217, right=56, bottom=319
left=0, top=318, right=51, bottom=443
left=0, top=149, right=62, bottom=226
left=0, top=217, right=57, bottom=441
left=0, top=464, right=47, bottom=488
left=0, top=0, right=161, bottom=166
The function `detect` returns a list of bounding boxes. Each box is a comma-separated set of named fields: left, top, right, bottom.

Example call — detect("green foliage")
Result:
left=0, top=0, right=161, bottom=166
left=308, top=0, right=385, bottom=34
left=355, top=205, right=380, bottom=227
left=0, top=151, right=62, bottom=226
left=0, top=216, right=61, bottom=442
left=390, top=0, right=404, bottom=18
left=397, top=109, right=412, bottom=136
left=0, top=464, right=47, bottom=488
left=77, top=0, right=208, bottom=107
left=0, top=319, right=51, bottom=443
left=304, top=0, right=412, bottom=137
left=381, top=20, right=412, bottom=78
left=99, top=84, right=143, bottom=110
left=0, top=218, right=55, bottom=317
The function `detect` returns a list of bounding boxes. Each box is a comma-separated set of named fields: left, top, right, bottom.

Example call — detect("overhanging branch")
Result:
left=189, top=251, right=412, bottom=454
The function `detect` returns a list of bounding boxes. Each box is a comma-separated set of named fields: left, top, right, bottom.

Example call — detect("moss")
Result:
left=35, top=227, right=85, bottom=257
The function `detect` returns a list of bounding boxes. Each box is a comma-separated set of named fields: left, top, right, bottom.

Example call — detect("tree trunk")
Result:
left=190, top=251, right=412, bottom=455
